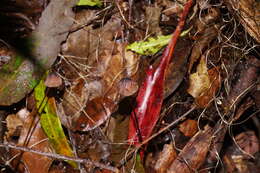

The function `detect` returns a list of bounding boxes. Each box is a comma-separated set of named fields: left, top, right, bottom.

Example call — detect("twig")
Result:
left=0, top=143, right=119, bottom=173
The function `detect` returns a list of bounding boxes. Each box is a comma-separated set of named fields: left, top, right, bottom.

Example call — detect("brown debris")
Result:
left=224, top=56, right=260, bottom=112
left=6, top=108, right=53, bottom=173
left=166, top=126, right=214, bottom=173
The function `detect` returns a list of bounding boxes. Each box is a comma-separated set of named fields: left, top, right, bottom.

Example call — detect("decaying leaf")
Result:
left=145, top=6, right=162, bottom=35
left=187, top=56, right=221, bottom=108
left=161, top=37, right=192, bottom=98
left=61, top=77, right=89, bottom=127
left=201, top=122, right=227, bottom=170
left=34, top=80, right=76, bottom=167
left=72, top=97, right=117, bottom=131
left=166, top=126, right=214, bottom=173
left=187, top=56, right=211, bottom=98
left=6, top=108, right=53, bottom=173
left=0, top=43, right=41, bottom=106
left=40, top=98, right=77, bottom=168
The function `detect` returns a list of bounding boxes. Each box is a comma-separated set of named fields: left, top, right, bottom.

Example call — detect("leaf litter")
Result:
left=0, top=0, right=260, bottom=173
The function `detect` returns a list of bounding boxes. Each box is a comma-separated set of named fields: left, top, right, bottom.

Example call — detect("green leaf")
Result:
left=34, top=80, right=77, bottom=168
left=126, top=28, right=192, bottom=55
left=40, top=98, right=77, bottom=168
left=77, top=0, right=102, bottom=7
left=127, top=35, right=172, bottom=56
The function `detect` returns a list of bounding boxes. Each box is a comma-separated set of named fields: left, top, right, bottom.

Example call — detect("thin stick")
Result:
left=0, top=143, right=119, bottom=173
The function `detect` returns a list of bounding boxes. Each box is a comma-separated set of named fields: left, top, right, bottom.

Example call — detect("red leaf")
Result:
left=128, top=0, right=194, bottom=147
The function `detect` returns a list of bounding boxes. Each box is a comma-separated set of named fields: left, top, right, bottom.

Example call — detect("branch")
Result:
left=0, top=143, right=119, bottom=173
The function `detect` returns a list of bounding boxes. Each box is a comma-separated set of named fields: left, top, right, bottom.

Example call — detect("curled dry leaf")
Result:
left=187, top=56, right=210, bottom=98
left=6, top=108, right=53, bottom=173
left=5, top=114, right=23, bottom=141
left=196, top=66, right=221, bottom=108
left=187, top=56, right=221, bottom=108
left=162, top=2, right=183, bottom=16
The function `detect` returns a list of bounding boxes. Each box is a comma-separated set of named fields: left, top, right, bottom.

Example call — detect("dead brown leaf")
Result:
left=72, top=97, right=117, bottom=131
left=166, top=126, right=214, bottom=173
left=188, top=15, right=219, bottom=74
left=6, top=108, right=53, bottom=173
left=59, top=9, right=140, bottom=131
left=196, top=66, right=221, bottom=108
left=224, top=0, right=260, bottom=43
left=224, top=56, right=260, bottom=112
left=153, top=143, right=177, bottom=173
left=178, top=119, right=198, bottom=137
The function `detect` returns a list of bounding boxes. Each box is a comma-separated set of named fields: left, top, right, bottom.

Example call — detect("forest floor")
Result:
left=0, top=0, right=259, bottom=173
